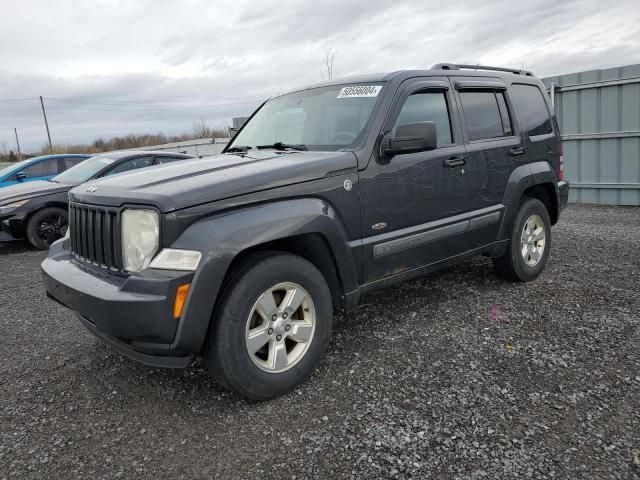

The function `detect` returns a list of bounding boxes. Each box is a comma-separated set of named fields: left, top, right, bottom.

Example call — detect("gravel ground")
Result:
left=1, top=204, right=639, bottom=479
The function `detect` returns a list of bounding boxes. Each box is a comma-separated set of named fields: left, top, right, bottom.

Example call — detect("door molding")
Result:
left=353, top=204, right=503, bottom=258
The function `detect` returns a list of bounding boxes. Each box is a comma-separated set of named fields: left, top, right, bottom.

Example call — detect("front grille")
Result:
left=69, top=202, right=123, bottom=271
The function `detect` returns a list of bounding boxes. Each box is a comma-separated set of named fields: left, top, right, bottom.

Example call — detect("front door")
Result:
left=359, top=78, right=481, bottom=283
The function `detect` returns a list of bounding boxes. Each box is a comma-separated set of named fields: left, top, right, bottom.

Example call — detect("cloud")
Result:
left=0, top=0, right=638, bottom=150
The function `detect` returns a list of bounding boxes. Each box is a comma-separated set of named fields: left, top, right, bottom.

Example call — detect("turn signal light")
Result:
left=173, top=284, right=191, bottom=320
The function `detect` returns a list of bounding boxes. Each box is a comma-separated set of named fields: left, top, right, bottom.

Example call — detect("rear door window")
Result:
left=459, top=91, right=512, bottom=141
left=104, top=156, right=154, bottom=176
left=62, top=157, right=87, bottom=170
left=510, top=84, right=553, bottom=136
left=155, top=156, right=188, bottom=165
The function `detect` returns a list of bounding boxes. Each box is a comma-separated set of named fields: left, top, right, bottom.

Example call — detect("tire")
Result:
left=204, top=252, right=333, bottom=400
left=493, top=198, right=551, bottom=282
left=26, top=207, right=68, bottom=250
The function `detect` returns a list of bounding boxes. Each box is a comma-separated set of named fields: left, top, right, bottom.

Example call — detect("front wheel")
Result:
left=493, top=198, right=551, bottom=282
left=204, top=253, right=333, bottom=400
left=26, top=207, right=68, bottom=250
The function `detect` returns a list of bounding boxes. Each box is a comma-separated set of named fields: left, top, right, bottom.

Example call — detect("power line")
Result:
left=0, top=95, right=272, bottom=114
left=44, top=92, right=275, bottom=105
left=43, top=98, right=265, bottom=112
left=0, top=97, right=38, bottom=103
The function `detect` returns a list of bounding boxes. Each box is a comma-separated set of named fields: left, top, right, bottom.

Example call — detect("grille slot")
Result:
left=69, top=203, right=122, bottom=271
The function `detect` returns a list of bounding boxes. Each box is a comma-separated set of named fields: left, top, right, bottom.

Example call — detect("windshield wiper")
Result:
left=256, top=142, right=308, bottom=151
left=226, top=145, right=252, bottom=153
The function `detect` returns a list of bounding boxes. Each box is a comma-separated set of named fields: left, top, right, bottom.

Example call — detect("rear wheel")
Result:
left=26, top=207, right=68, bottom=250
left=204, top=253, right=333, bottom=400
left=493, top=198, right=551, bottom=282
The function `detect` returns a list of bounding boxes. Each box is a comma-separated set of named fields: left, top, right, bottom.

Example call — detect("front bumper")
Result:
left=558, top=180, right=569, bottom=212
left=0, top=213, right=25, bottom=241
left=42, top=241, right=195, bottom=368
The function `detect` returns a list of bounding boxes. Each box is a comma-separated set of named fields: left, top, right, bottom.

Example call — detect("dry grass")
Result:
left=37, top=121, right=229, bottom=155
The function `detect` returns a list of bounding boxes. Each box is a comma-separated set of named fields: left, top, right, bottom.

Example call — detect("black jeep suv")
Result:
left=43, top=64, right=569, bottom=400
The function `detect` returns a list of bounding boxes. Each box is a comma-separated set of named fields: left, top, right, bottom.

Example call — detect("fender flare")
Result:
left=497, top=161, right=558, bottom=242
left=168, top=198, right=359, bottom=353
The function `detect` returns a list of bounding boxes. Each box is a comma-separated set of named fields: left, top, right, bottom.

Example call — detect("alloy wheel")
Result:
left=520, top=214, right=545, bottom=267
left=245, top=282, right=316, bottom=373
left=37, top=214, right=67, bottom=247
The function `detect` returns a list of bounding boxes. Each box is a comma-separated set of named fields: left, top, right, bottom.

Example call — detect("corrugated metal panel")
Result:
left=543, top=64, right=640, bottom=205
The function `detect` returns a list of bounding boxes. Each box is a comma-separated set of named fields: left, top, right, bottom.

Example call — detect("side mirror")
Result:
left=16, top=172, right=27, bottom=181
left=383, top=121, right=437, bottom=157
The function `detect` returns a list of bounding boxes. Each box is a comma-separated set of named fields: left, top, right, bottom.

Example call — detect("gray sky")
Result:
left=1, top=0, right=639, bottom=152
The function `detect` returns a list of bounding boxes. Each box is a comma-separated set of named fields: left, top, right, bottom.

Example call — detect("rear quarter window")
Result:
left=511, top=84, right=553, bottom=136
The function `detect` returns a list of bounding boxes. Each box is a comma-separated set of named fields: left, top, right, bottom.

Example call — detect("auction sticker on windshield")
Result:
left=337, top=85, right=382, bottom=98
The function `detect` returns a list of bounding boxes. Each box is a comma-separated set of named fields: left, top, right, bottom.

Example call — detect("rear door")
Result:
left=452, top=77, right=524, bottom=244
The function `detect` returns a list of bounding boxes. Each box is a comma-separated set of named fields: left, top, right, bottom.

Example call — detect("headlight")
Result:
left=149, top=249, right=202, bottom=271
left=0, top=200, right=29, bottom=215
left=121, top=209, right=159, bottom=272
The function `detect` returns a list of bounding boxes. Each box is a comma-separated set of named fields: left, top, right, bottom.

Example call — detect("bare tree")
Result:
left=324, top=48, right=338, bottom=80
left=191, top=120, right=230, bottom=140
left=191, top=119, right=212, bottom=139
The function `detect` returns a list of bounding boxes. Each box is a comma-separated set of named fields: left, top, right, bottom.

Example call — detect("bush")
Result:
left=37, top=122, right=230, bottom=155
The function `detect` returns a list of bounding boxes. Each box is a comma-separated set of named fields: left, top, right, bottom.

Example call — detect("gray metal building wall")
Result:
left=542, top=64, right=640, bottom=205
left=122, top=137, right=229, bottom=157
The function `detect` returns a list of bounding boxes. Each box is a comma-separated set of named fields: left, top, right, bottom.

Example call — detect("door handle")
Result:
left=444, top=156, right=467, bottom=167
left=509, top=146, right=526, bottom=156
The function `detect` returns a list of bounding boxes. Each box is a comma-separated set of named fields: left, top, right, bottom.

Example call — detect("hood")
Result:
left=0, top=180, right=71, bottom=205
left=69, top=150, right=357, bottom=212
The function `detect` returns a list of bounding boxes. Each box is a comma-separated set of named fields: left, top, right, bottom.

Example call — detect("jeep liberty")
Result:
left=43, top=64, right=569, bottom=400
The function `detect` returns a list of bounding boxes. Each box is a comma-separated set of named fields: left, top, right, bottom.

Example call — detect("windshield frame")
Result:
left=225, top=82, right=387, bottom=153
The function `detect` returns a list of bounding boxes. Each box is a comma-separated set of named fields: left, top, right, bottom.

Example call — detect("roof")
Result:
left=26, top=153, right=92, bottom=161
left=290, top=65, right=541, bottom=95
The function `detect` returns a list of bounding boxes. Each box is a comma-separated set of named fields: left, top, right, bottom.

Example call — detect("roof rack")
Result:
left=431, top=63, right=534, bottom=77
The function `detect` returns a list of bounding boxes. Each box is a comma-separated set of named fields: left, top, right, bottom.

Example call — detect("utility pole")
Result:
left=39, top=96, right=53, bottom=152
left=14, top=128, right=22, bottom=161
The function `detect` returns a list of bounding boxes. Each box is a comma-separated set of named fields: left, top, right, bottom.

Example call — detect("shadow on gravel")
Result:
left=74, top=258, right=495, bottom=405
left=0, top=241, right=37, bottom=255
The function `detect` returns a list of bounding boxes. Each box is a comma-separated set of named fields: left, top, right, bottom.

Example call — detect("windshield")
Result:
left=228, top=84, right=384, bottom=151
left=0, top=159, right=32, bottom=178
left=53, top=154, right=115, bottom=184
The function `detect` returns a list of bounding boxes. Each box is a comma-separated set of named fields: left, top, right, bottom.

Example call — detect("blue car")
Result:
left=0, top=154, right=91, bottom=189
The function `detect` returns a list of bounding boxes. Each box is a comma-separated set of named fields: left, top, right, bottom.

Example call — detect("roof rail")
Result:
left=431, top=63, right=534, bottom=77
